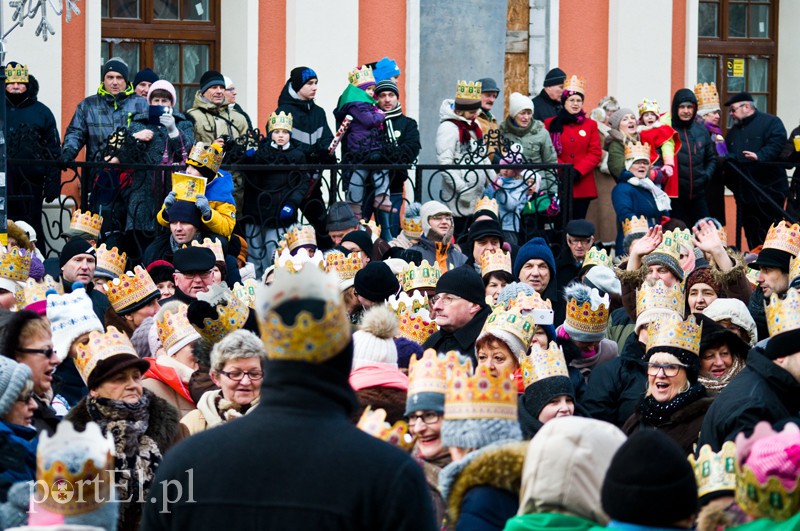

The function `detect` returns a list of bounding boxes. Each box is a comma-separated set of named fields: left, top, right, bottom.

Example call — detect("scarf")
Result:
left=704, top=120, right=729, bottom=156
left=384, top=103, right=403, bottom=120
left=637, top=382, right=706, bottom=426
left=449, top=118, right=483, bottom=145
left=698, top=355, right=745, bottom=396
left=548, top=107, right=585, bottom=155
left=628, top=175, right=672, bottom=212
left=434, top=241, right=451, bottom=272
left=503, top=116, right=534, bottom=137
left=214, top=392, right=256, bottom=421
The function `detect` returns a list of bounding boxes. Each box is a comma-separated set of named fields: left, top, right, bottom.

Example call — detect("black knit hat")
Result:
left=524, top=375, right=575, bottom=418
left=353, top=262, right=400, bottom=303
left=341, top=230, right=375, bottom=261
left=103, top=57, right=129, bottom=82
left=435, top=265, right=487, bottom=307
left=166, top=200, right=203, bottom=229
left=290, top=66, right=318, bottom=93
left=59, top=238, right=96, bottom=268
left=199, top=70, right=225, bottom=94
left=374, top=80, right=399, bottom=97
left=468, top=219, right=503, bottom=244
left=543, top=68, right=566, bottom=87
left=133, top=68, right=158, bottom=87
left=601, top=430, right=698, bottom=527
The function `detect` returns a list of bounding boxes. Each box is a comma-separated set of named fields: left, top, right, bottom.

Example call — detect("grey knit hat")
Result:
left=609, top=107, right=635, bottom=130
left=441, top=418, right=522, bottom=449
left=326, top=201, right=359, bottom=232
left=0, top=356, right=32, bottom=417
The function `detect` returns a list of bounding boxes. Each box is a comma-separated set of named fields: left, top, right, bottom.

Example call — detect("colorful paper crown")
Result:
left=387, top=290, right=429, bottom=316
left=232, top=278, right=259, bottom=309
left=649, top=229, right=683, bottom=262
left=646, top=314, right=702, bottom=356
left=69, top=209, right=102, bottom=238
left=408, top=349, right=447, bottom=397
left=187, top=142, right=223, bottom=174
left=694, top=82, right=720, bottom=114
left=638, top=98, right=660, bottom=117
left=193, top=283, right=250, bottom=343
left=791, top=255, right=800, bottom=284
left=564, top=75, right=586, bottom=94
left=348, top=65, right=375, bottom=87
left=474, top=196, right=499, bottom=215
left=16, top=275, right=62, bottom=309
left=672, top=228, right=694, bottom=250
left=402, top=259, right=441, bottom=293
left=95, top=244, right=127, bottom=279
left=636, top=279, right=685, bottom=318
left=386, top=291, right=437, bottom=344
left=455, top=80, right=482, bottom=101
left=519, top=341, right=569, bottom=388
left=624, top=141, right=651, bottom=162
left=746, top=266, right=760, bottom=288
left=156, top=302, right=200, bottom=356
left=582, top=247, right=612, bottom=270
left=0, top=245, right=32, bottom=282
left=285, top=224, right=317, bottom=251
left=36, top=421, right=114, bottom=516
left=622, top=215, right=650, bottom=237
left=74, top=326, right=137, bottom=384
left=275, top=247, right=326, bottom=274
left=5, top=63, right=28, bottom=83
left=357, top=406, right=415, bottom=452
left=191, top=237, right=224, bottom=262
left=255, top=265, right=351, bottom=363
left=361, top=219, right=381, bottom=240
left=479, top=249, right=512, bottom=277
left=481, top=305, right=536, bottom=355
left=268, top=110, right=293, bottom=133
left=564, top=288, right=610, bottom=336
left=505, top=290, right=552, bottom=312
left=765, top=286, right=800, bottom=337
left=106, top=266, right=159, bottom=314
left=763, top=221, right=800, bottom=256
left=325, top=250, right=363, bottom=282
left=401, top=217, right=423, bottom=239
left=689, top=442, right=737, bottom=500
left=445, top=361, right=518, bottom=421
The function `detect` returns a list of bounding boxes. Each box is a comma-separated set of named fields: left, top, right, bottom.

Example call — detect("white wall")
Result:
left=85, top=0, right=101, bottom=100
left=777, top=0, right=800, bottom=130
left=221, top=0, right=259, bottom=123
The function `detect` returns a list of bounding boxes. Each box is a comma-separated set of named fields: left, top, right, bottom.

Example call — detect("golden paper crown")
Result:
left=69, top=209, right=102, bottom=238
left=689, top=442, right=737, bottom=499
left=156, top=302, right=200, bottom=356
left=445, top=363, right=518, bottom=421
left=36, top=421, right=114, bottom=516
left=401, top=217, right=423, bottom=239
left=268, top=110, right=293, bottom=132
left=5, top=63, right=28, bottom=83
left=638, top=98, right=660, bottom=117
left=564, top=74, right=586, bottom=94
left=74, top=326, right=137, bottom=384
left=255, top=265, right=351, bottom=363
left=694, top=82, right=720, bottom=113
left=95, top=244, right=127, bottom=278
left=408, top=349, right=447, bottom=397
left=646, top=314, right=702, bottom=356
left=16, top=275, right=62, bottom=309
left=481, top=305, right=536, bottom=354
left=348, top=65, right=375, bottom=87
left=193, top=283, right=250, bottom=343
left=357, top=406, right=415, bottom=452
left=582, top=247, right=612, bottom=270
left=325, top=250, right=363, bottom=281
left=746, top=267, right=760, bottom=288
left=455, top=80, right=482, bottom=101
left=397, top=311, right=438, bottom=345
left=622, top=215, right=650, bottom=237
left=672, top=228, right=694, bottom=251
left=564, top=288, right=610, bottom=336
left=763, top=221, right=800, bottom=256
left=649, top=229, right=683, bottom=263
left=285, top=224, right=317, bottom=251
left=0, top=245, right=32, bottom=282
left=765, top=286, right=800, bottom=337
left=106, top=266, right=159, bottom=314
left=479, top=249, right=512, bottom=277
left=635, top=279, right=686, bottom=318
left=624, top=141, right=651, bottom=163
left=474, top=196, right=499, bottom=216
left=361, top=219, right=381, bottom=239
left=387, top=290, right=430, bottom=317
left=519, top=341, right=569, bottom=388
left=402, top=259, right=442, bottom=293
left=275, top=247, right=326, bottom=274
left=791, top=255, right=800, bottom=284
left=191, top=237, right=224, bottom=262
left=505, top=290, right=552, bottom=312
left=187, top=142, right=223, bottom=174
left=232, top=278, right=259, bottom=309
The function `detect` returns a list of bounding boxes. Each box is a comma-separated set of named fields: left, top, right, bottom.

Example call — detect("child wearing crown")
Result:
left=637, top=98, right=682, bottom=198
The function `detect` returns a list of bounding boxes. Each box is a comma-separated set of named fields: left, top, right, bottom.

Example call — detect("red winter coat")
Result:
left=545, top=116, right=602, bottom=199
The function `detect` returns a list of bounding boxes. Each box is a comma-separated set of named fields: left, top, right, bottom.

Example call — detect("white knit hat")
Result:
left=352, top=305, right=399, bottom=368
left=46, top=284, right=104, bottom=361
left=508, top=92, right=533, bottom=120
left=419, top=200, right=453, bottom=236
left=702, top=297, right=758, bottom=346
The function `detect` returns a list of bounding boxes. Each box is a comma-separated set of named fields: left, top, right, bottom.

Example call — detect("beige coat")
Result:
left=180, top=389, right=260, bottom=436
left=142, top=378, right=195, bottom=418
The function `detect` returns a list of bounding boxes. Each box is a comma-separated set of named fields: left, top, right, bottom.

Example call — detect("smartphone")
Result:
left=148, top=105, right=170, bottom=125
left=531, top=309, right=554, bottom=325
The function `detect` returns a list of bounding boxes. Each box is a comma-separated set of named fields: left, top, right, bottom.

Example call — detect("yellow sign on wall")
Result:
left=727, top=58, right=744, bottom=78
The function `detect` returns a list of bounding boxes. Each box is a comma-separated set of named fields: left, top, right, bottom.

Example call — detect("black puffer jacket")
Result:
left=241, top=139, right=308, bottom=227
left=275, top=81, right=335, bottom=163
left=671, top=88, right=718, bottom=200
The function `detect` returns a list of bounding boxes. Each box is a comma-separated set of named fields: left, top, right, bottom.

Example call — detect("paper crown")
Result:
left=361, top=219, right=381, bottom=240
left=95, top=244, right=127, bottom=279
left=765, top=286, right=800, bottom=337
left=274, top=247, right=326, bottom=274
left=387, top=290, right=430, bottom=317
left=746, top=266, right=760, bottom=288
left=106, top=266, right=159, bottom=314
left=402, top=259, right=441, bottom=293
left=505, top=290, right=552, bottom=312
left=255, top=265, right=351, bottom=363
left=187, top=142, right=223, bottom=174
left=74, top=326, right=137, bottom=384
left=35, top=421, right=114, bottom=516
left=445, top=361, right=518, bottom=421
left=232, top=278, right=259, bottom=309
left=5, top=63, right=28, bottom=83
left=582, top=247, right=612, bottom=270
left=649, top=229, right=683, bottom=262
left=16, top=275, right=62, bottom=309
left=694, top=82, right=720, bottom=113
left=638, top=98, right=660, bottom=116
left=408, top=349, right=447, bottom=397
left=357, top=406, right=415, bottom=452
left=564, top=75, right=586, bottom=94
left=689, top=442, right=737, bottom=500
left=735, top=421, right=800, bottom=522
left=479, top=249, right=512, bottom=277
left=401, top=217, right=423, bottom=239
left=455, top=80, right=482, bottom=101
left=636, top=279, right=685, bottom=318
left=791, top=255, right=800, bottom=283
left=624, top=141, right=651, bottom=162
left=348, top=65, right=375, bottom=87
left=622, top=215, right=650, bottom=237
left=564, top=287, right=610, bottom=336
left=325, top=250, right=363, bottom=282
left=285, top=224, right=317, bottom=251
left=268, top=110, right=293, bottom=133
left=386, top=291, right=437, bottom=344
left=191, top=237, right=224, bottom=262
left=646, top=314, right=702, bottom=356
left=763, top=221, right=800, bottom=256
left=672, top=228, right=694, bottom=250
left=481, top=305, right=536, bottom=355
left=69, top=209, right=102, bottom=238
left=519, top=341, right=569, bottom=388
left=474, top=196, right=499, bottom=215
left=0, top=245, right=32, bottom=282
left=193, top=282, right=250, bottom=343
left=156, top=302, right=200, bottom=356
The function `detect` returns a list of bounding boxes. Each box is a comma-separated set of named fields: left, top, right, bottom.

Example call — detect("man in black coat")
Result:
left=555, top=219, right=595, bottom=296
left=143, top=266, right=436, bottom=531
left=670, top=88, right=718, bottom=225
left=724, top=91, right=787, bottom=247
left=532, top=67, right=566, bottom=122
left=58, top=238, right=109, bottom=323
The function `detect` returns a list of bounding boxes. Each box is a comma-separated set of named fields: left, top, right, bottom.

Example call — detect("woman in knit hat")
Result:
left=474, top=302, right=536, bottom=382
left=499, top=93, right=557, bottom=165
left=686, top=266, right=721, bottom=313
left=146, top=259, right=175, bottom=300
left=605, top=107, right=640, bottom=181
left=0, top=357, right=38, bottom=502
left=696, top=314, right=749, bottom=397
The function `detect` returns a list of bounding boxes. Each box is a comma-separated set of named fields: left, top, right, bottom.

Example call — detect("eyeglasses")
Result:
left=647, top=363, right=686, bottom=377
left=177, top=270, right=213, bottom=280
left=408, top=412, right=441, bottom=425
left=729, top=103, right=748, bottom=113
left=218, top=369, right=263, bottom=382
left=430, top=294, right=462, bottom=306
left=566, top=237, right=592, bottom=246
left=16, top=392, right=34, bottom=403
left=16, top=347, right=56, bottom=358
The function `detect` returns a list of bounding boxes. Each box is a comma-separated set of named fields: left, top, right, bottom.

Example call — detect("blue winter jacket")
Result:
left=0, top=420, right=37, bottom=502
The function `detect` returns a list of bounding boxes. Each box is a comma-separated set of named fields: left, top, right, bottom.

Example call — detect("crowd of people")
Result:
left=0, top=56, right=799, bottom=530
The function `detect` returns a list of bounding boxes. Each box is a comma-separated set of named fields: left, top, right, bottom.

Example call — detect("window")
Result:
left=101, top=0, right=219, bottom=111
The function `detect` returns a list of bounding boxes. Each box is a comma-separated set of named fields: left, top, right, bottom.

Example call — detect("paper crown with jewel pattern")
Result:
left=646, top=314, right=702, bottom=356
left=190, top=237, right=224, bottom=262
left=581, top=247, right=612, bottom=270
left=689, top=442, right=737, bottom=500
left=94, top=244, right=127, bottom=280
left=402, top=259, right=441, bottom=293
left=156, top=301, right=201, bottom=357
left=0, top=245, right=31, bottom=283
left=694, top=82, right=721, bottom=114
left=106, top=266, right=159, bottom=314
left=790, top=254, right=800, bottom=283
left=325, top=250, right=363, bottom=282
left=765, top=287, right=800, bottom=337
left=636, top=279, right=686, bottom=318
left=386, top=291, right=438, bottom=344
left=624, top=141, right=651, bottom=163
left=622, top=215, right=650, bottom=237
left=763, top=221, right=800, bottom=256
left=638, top=98, right=660, bottom=117
left=444, top=358, right=517, bottom=421
left=357, top=406, right=415, bottom=452
left=268, top=111, right=293, bottom=133
left=644, top=229, right=683, bottom=270
left=401, top=217, right=423, bottom=239
left=479, top=249, right=512, bottom=277
left=232, top=278, right=259, bottom=309
left=407, top=349, right=447, bottom=398
left=505, top=290, right=552, bottom=312
left=564, top=75, right=586, bottom=94
left=69, top=209, right=102, bottom=238
left=348, top=65, right=375, bottom=87
left=481, top=305, right=536, bottom=355
left=255, top=265, right=351, bottom=363
left=5, top=63, right=28, bottom=83
left=187, top=141, right=223, bottom=174
left=192, top=282, right=250, bottom=343
left=35, top=421, right=114, bottom=516
left=16, top=275, right=62, bottom=310
left=74, top=326, right=138, bottom=385
left=284, top=224, right=317, bottom=251
left=519, top=341, right=569, bottom=388
left=455, top=80, right=482, bottom=102
left=386, top=290, right=430, bottom=317
left=474, top=196, right=499, bottom=216
left=672, top=228, right=694, bottom=251
left=564, top=285, right=610, bottom=337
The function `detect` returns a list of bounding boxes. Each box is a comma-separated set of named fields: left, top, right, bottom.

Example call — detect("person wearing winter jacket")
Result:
left=637, top=98, right=682, bottom=198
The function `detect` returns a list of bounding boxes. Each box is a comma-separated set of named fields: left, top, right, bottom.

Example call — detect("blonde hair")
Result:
left=645, top=352, right=691, bottom=397
left=18, top=317, right=52, bottom=350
